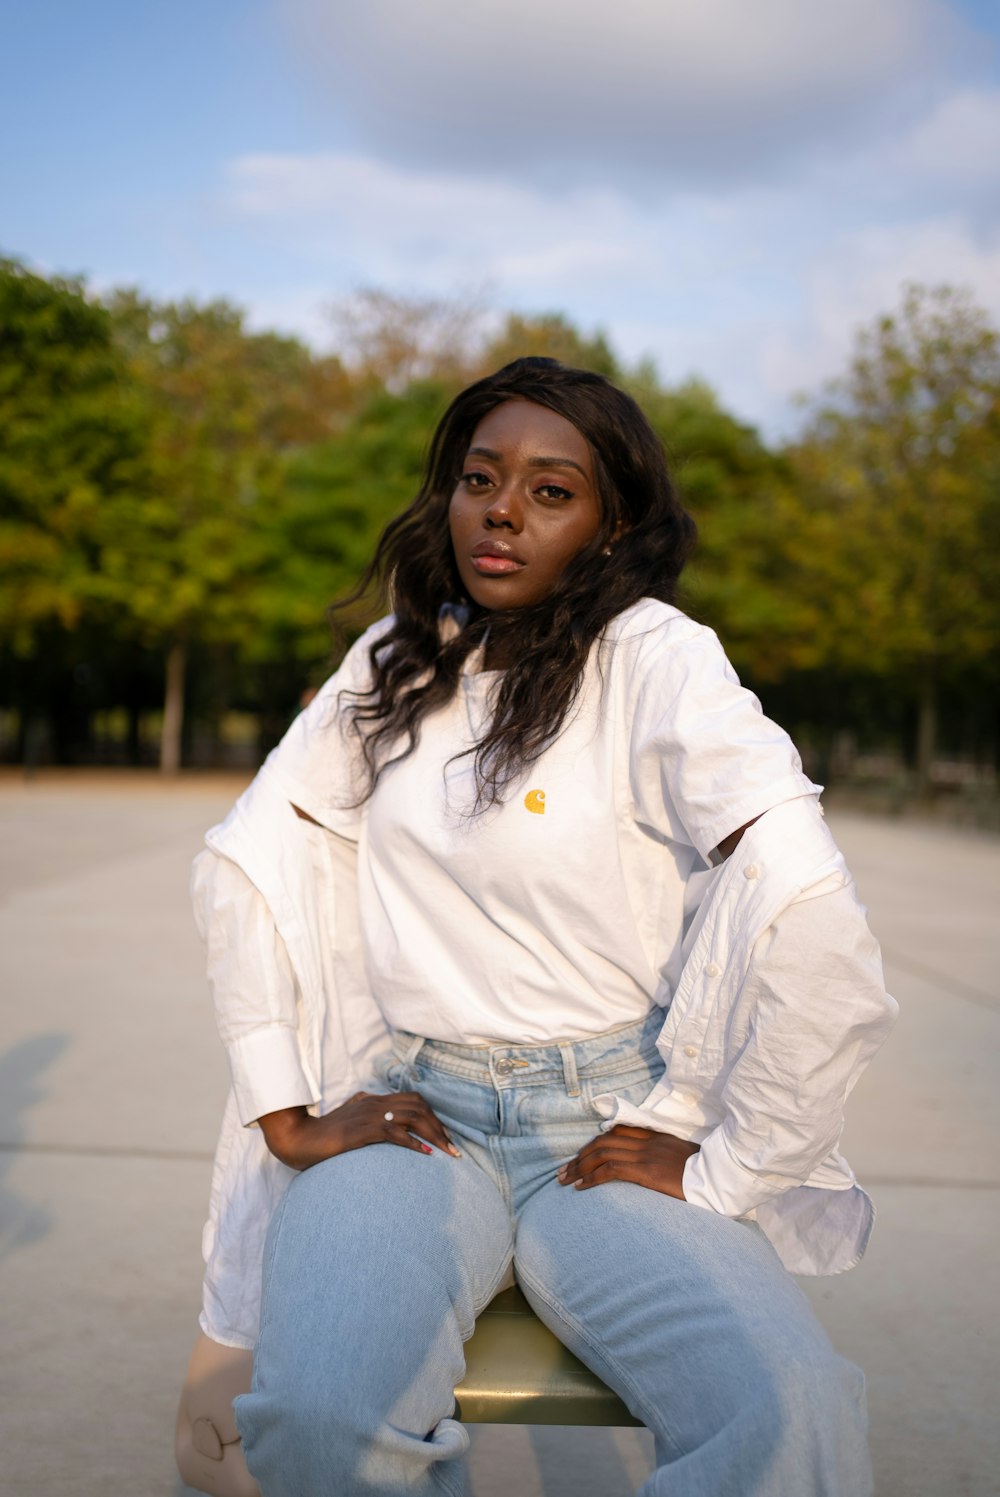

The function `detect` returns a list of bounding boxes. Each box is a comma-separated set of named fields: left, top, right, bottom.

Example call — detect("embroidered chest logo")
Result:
left=524, top=789, right=546, bottom=815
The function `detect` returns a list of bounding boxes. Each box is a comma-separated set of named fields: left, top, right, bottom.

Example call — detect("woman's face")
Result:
left=448, top=399, right=603, bottom=611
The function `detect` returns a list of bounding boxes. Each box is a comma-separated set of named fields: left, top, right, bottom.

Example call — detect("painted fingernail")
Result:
left=447, top=1144, right=462, bottom=1157
left=420, top=1143, right=433, bottom=1154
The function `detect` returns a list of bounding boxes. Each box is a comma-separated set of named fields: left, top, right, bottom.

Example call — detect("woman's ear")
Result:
left=602, top=518, right=628, bottom=555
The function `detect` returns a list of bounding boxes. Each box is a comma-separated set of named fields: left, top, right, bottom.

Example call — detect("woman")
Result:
left=189, top=358, right=896, bottom=1496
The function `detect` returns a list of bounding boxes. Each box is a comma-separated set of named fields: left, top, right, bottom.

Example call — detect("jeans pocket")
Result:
left=371, top=1050, right=406, bottom=1092
left=582, top=1056, right=663, bottom=1113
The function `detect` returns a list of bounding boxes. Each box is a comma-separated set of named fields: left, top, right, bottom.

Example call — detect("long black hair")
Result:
left=335, top=357, right=696, bottom=809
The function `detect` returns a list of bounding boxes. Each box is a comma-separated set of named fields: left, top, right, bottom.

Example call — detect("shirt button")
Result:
left=705, top=962, right=721, bottom=978
left=683, top=1093, right=698, bottom=1106
left=683, top=1046, right=698, bottom=1058
left=744, top=863, right=759, bottom=880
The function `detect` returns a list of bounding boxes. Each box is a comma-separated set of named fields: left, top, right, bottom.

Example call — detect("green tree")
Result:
left=251, top=381, right=452, bottom=674
left=788, top=284, right=1000, bottom=789
left=331, top=287, right=484, bottom=394
left=331, top=294, right=622, bottom=392
left=624, top=375, right=808, bottom=680
left=100, top=292, right=351, bottom=771
left=0, top=259, right=144, bottom=647
left=0, top=259, right=146, bottom=758
left=479, top=312, right=620, bottom=379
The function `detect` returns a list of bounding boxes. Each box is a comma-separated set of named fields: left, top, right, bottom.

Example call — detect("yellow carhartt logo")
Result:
left=524, top=789, right=546, bottom=815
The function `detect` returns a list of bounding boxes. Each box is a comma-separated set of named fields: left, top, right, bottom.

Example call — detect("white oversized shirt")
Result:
left=192, top=601, right=897, bottom=1346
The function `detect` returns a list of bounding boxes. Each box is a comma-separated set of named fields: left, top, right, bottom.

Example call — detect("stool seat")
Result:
left=454, top=1286, right=641, bottom=1426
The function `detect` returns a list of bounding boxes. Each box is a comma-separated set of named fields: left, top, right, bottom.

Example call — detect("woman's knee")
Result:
left=257, top=1212, right=474, bottom=1399
left=263, top=1149, right=512, bottom=1353
left=707, top=1291, right=866, bottom=1439
left=766, top=1343, right=867, bottom=1436
left=269, top=1147, right=508, bottom=1280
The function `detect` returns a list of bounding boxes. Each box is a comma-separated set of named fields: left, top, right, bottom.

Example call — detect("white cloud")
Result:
left=220, top=152, right=655, bottom=287
left=278, top=0, right=977, bottom=187
left=217, top=105, right=1000, bottom=438
left=882, top=87, right=1000, bottom=187
left=729, top=216, right=1000, bottom=428
left=805, top=216, right=1000, bottom=353
left=602, top=216, right=1000, bottom=438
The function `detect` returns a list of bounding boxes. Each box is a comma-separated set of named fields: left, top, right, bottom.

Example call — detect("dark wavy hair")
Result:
left=335, top=357, right=696, bottom=809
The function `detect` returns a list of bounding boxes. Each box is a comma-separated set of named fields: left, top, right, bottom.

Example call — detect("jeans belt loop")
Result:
left=400, top=1033, right=426, bottom=1073
left=559, top=1042, right=581, bottom=1098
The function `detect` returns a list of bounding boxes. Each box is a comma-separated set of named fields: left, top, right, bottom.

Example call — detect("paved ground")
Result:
left=0, top=770, right=998, bottom=1497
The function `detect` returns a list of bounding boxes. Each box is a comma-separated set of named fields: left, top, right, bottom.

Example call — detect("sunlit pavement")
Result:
left=0, top=772, right=997, bottom=1497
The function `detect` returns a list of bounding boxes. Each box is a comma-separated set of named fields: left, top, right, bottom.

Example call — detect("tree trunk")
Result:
left=160, top=641, right=186, bottom=775
left=915, top=672, right=937, bottom=799
left=127, top=701, right=142, bottom=766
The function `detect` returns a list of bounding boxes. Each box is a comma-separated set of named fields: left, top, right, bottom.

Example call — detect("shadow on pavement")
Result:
left=0, top=1032, right=70, bottom=1256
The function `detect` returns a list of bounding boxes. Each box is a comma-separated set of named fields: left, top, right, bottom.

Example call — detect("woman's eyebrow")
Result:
left=528, top=455, right=587, bottom=477
left=466, top=446, right=587, bottom=478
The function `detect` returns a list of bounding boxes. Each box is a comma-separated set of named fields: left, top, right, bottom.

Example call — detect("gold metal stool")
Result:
left=454, top=1285, right=642, bottom=1426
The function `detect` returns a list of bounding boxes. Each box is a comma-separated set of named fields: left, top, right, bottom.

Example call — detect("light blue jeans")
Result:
left=235, top=1011, right=872, bottom=1495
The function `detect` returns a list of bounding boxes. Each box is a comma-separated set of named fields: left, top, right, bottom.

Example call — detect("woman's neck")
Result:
left=482, top=637, right=513, bottom=672
left=474, top=612, right=531, bottom=672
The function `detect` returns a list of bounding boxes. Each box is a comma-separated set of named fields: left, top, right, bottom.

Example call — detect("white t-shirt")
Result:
left=357, top=598, right=819, bottom=1044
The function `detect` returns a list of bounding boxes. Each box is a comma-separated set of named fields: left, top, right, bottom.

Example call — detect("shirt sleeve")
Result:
left=680, top=873, right=898, bottom=1216
left=192, top=847, right=319, bottom=1128
left=627, top=617, right=821, bottom=863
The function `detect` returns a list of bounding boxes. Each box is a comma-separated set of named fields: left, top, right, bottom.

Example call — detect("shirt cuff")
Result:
left=682, top=1127, right=788, bottom=1218
left=226, top=1023, right=320, bottom=1128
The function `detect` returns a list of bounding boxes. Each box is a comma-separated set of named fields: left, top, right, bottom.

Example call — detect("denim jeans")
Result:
left=235, top=1011, right=871, bottom=1496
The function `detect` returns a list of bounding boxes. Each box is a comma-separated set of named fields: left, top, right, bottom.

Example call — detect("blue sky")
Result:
left=3, top=0, right=999, bottom=435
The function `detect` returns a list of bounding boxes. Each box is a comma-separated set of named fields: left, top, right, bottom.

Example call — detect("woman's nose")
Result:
left=483, top=484, right=522, bottom=529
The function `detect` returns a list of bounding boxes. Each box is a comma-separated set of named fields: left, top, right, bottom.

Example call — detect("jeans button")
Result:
left=495, top=1057, right=514, bottom=1076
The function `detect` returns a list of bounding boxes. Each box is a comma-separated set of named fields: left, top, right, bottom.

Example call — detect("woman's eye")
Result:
left=460, top=471, right=492, bottom=489
left=536, top=483, right=574, bottom=501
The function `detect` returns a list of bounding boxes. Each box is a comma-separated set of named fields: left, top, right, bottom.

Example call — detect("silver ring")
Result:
left=383, top=1111, right=394, bottom=1122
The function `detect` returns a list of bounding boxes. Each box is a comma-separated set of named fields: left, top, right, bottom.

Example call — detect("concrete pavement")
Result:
left=0, top=773, right=997, bottom=1496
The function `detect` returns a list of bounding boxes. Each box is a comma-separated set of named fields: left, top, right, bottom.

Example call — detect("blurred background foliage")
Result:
left=1, top=258, right=997, bottom=810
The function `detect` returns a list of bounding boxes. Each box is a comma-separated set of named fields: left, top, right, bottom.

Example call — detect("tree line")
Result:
left=1, top=259, right=997, bottom=795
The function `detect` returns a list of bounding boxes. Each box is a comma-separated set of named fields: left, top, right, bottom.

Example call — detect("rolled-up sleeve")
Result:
left=192, top=848, right=319, bottom=1127
left=681, top=873, right=898, bottom=1216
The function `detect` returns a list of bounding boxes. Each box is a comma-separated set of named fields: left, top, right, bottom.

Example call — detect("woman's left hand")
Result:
left=557, top=1125, right=700, bottom=1199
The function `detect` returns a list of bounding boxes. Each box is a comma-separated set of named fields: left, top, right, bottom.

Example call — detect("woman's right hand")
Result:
left=258, top=1092, right=461, bottom=1171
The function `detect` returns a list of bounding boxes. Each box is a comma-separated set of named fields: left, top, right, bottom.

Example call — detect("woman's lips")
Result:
left=471, top=555, right=525, bottom=574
